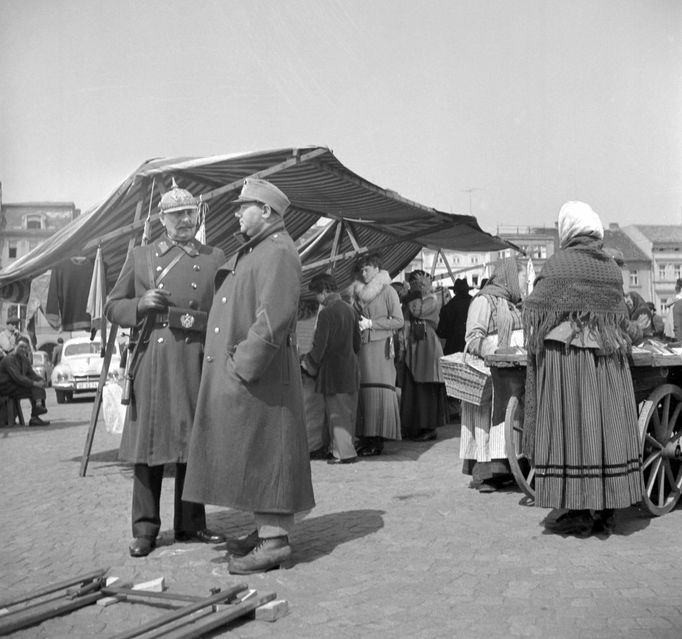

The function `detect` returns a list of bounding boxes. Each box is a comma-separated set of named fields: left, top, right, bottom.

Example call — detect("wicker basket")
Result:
left=441, top=342, right=492, bottom=406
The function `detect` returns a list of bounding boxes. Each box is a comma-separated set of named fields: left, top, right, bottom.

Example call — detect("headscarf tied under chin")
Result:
left=479, top=256, right=521, bottom=349
left=558, top=200, right=604, bottom=248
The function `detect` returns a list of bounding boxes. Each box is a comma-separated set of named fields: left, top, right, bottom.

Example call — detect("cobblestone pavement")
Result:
left=1, top=389, right=682, bottom=638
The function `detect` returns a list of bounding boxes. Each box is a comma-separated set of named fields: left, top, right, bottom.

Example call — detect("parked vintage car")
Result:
left=50, top=336, right=121, bottom=404
left=31, top=350, right=54, bottom=385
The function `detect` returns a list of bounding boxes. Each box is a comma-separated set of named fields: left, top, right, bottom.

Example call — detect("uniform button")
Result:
left=158, top=283, right=164, bottom=289
left=206, top=355, right=214, bottom=363
left=157, top=337, right=164, bottom=344
left=221, top=297, right=227, bottom=303
left=155, top=252, right=160, bottom=257
left=156, top=265, right=162, bottom=272
left=191, top=282, right=197, bottom=289
left=162, top=322, right=168, bottom=328
left=214, top=327, right=220, bottom=333
left=193, top=264, right=201, bottom=271
left=188, top=300, right=198, bottom=309
left=185, top=336, right=191, bottom=344
left=248, top=248, right=253, bottom=253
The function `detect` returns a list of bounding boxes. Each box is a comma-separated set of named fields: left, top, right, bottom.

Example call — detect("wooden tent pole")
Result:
left=79, top=326, right=120, bottom=477
left=439, top=249, right=457, bottom=284
left=79, top=192, right=147, bottom=477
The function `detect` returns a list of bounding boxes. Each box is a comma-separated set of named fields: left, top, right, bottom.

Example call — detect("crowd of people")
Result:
left=4, top=180, right=678, bottom=571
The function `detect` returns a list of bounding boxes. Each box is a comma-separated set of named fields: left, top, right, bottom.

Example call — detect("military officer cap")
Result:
left=158, top=178, right=198, bottom=214
left=234, top=178, right=290, bottom=216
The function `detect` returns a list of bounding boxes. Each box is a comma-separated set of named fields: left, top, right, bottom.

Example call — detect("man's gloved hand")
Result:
left=137, top=289, right=170, bottom=315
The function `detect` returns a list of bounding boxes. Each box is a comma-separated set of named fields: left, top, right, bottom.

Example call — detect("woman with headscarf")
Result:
left=350, top=253, right=404, bottom=457
left=459, top=256, right=525, bottom=492
left=625, top=291, right=654, bottom=340
left=523, top=201, right=642, bottom=536
left=400, top=270, right=448, bottom=441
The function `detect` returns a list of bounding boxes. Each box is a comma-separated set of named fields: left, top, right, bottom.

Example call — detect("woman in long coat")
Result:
left=459, top=257, right=525, bottom=492
left=400, top=270, right=448, bottom=441
left=523, top=201, right=642, bottom=535
left=351, top=253, right=404, bottom=457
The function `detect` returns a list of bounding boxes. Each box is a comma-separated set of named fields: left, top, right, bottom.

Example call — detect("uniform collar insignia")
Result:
left=157, top=236, right=199, bottom=257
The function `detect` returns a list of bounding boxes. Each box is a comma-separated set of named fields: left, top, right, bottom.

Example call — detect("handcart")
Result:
left=481, top=343, right=682, bottom=516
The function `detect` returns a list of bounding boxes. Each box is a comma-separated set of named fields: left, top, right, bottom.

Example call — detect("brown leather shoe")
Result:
left=129, top=537, right=155, bottom=557
left=225, top=529, right=259, bottom=557
left=227, top=536, right=292, bottom=574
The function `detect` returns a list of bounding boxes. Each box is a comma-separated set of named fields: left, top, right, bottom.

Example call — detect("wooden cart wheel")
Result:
left=504, top=395, right=535, bottom=501
left=639, top=384, right=682, bottom=516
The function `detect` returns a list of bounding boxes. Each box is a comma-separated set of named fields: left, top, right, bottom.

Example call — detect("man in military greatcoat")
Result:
left=184, top=178, right=315, bottom=574
left=105, top=180, right=225, bottom=558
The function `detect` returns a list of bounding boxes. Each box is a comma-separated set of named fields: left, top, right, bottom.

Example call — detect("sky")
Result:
left=1, top=0, right=681, bottom=235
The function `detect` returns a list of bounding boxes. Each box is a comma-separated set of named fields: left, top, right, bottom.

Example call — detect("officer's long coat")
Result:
left=183, top=221, right=315, bottom=514
left=104, top=237, right=224, bottom=465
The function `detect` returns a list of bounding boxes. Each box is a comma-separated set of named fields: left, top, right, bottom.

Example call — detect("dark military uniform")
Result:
left=105, top=236, right=224, bottom=540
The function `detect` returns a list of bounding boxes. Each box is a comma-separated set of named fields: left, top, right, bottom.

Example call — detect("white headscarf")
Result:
left=557, top=201, right=604, bottom=248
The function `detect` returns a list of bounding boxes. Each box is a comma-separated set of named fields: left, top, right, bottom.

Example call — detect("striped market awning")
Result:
left=0, top=146, right=515, bottom=299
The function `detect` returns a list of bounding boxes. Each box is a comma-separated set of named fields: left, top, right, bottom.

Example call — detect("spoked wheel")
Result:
left=639, top=384, right=682, bottom=516
left=504, top=395, right=535, bottom=501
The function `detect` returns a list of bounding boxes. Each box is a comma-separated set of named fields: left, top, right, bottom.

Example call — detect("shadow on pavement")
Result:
left=204, top=509, right=385, bottom=565
left=539, top=504, right=651, bottom=538
left=293, top=509, right=385, bottom=564
left=357, top=422, right=460, bottom=462
left=69, top=448, right=122, bottom=463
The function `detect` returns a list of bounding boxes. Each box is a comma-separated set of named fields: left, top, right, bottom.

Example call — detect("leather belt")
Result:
left=154, top=307, right=208, bottom=333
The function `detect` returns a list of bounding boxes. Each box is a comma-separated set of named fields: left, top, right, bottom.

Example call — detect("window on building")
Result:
left=471, top=256, right=480, bottom=264
left=471, top=274, right=479, bottom=287
left=8, top=241, right=17, bottom=259
left=629, top=270, right=639, bottom=287
left=24, top=214, right=44, bottom=230
left=658, top=264, right=667, bottom=280
left=675, top=264, right=681, bottom=280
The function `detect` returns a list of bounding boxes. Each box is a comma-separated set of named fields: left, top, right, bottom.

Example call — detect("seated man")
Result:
left=0, top=337, right=50, bottom=426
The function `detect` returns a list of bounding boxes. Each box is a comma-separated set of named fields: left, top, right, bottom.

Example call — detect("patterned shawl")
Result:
left=523, top=235, right=630, bottom=357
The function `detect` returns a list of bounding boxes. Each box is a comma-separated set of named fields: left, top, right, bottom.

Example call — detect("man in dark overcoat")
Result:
left=301, top=273, right=360, bottom=463
left=184, top=178, right=315, bottom=575
left=105, top=180, right=225, bottom=558
left=437, top=278, right=472, bottom=355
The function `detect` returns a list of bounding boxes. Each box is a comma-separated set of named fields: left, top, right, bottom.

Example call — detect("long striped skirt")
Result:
left=459, top=400, right=506, bottom=465
left=357, top=339, right=401, bottom=440
left=533, top=343, right=642, bottom=510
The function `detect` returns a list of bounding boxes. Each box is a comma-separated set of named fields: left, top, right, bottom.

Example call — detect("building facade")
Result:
left=623, top=225, right=682, bottom=312
left=0, top=182, right=80, bottom=346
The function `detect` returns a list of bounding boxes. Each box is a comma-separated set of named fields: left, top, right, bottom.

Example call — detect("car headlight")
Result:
left=53, top=366, right=73, bottom=383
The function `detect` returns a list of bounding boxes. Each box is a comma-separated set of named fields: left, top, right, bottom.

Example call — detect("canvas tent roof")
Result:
left=0, top=146, right=514, bottom=299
